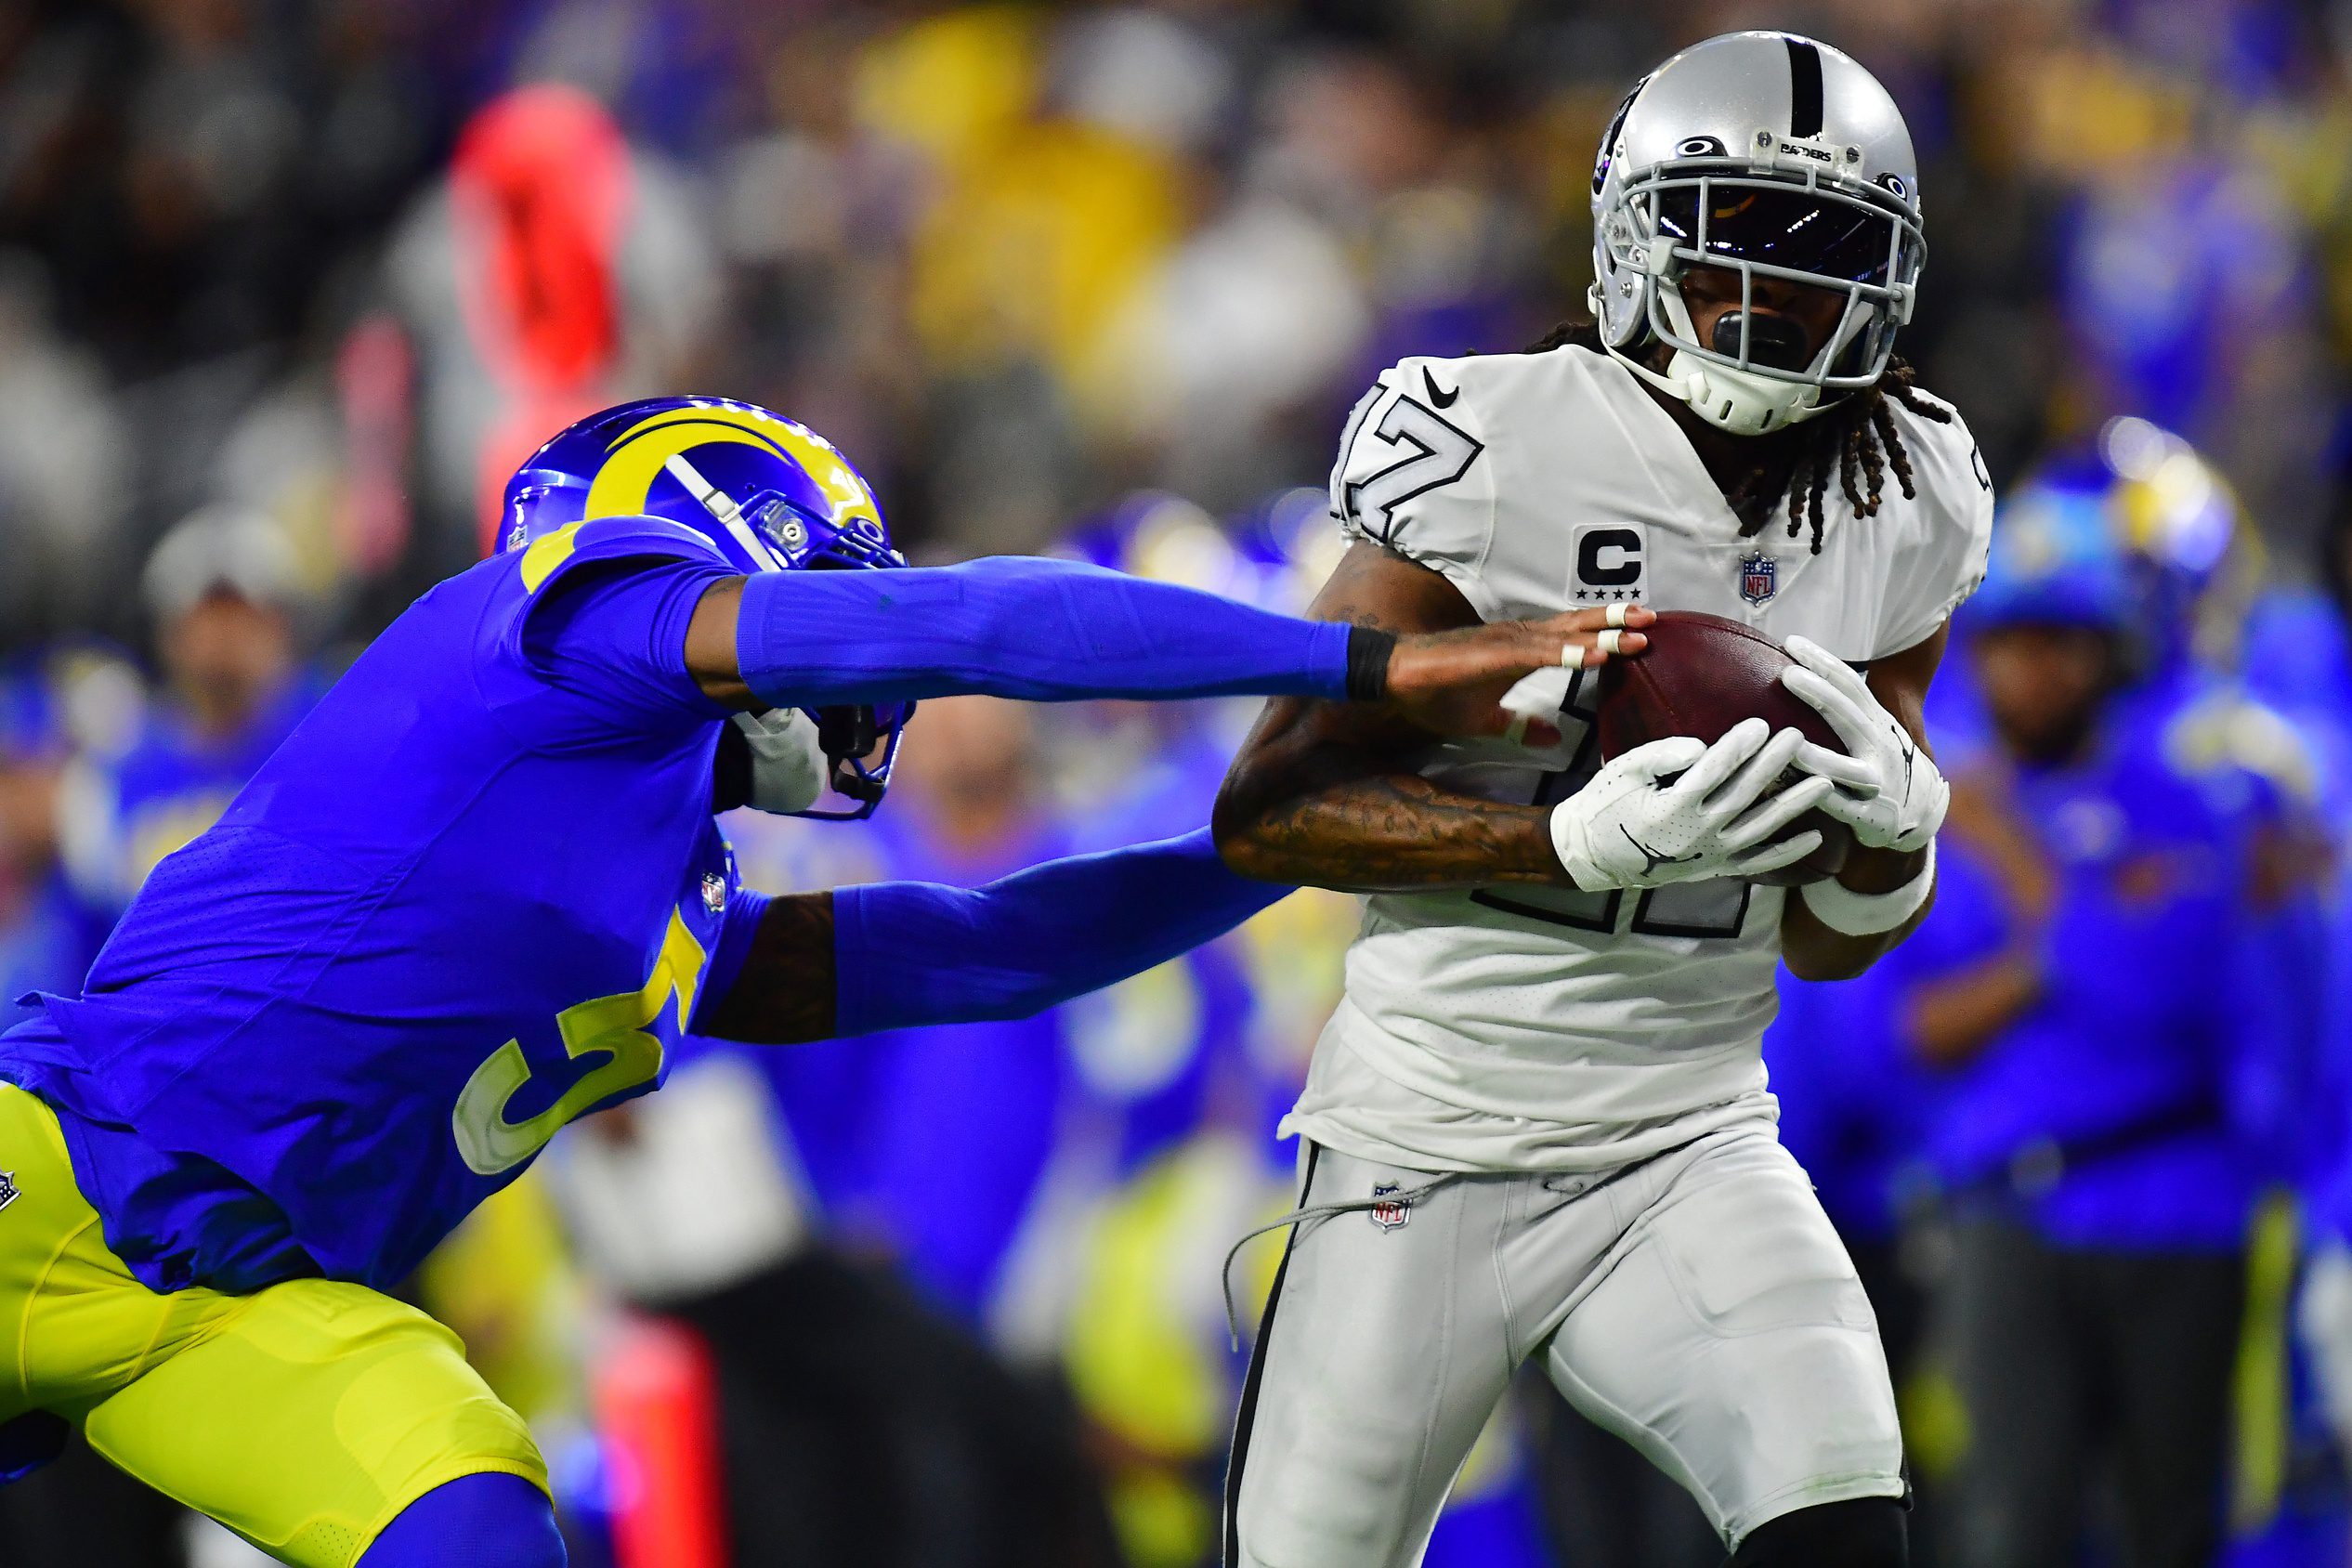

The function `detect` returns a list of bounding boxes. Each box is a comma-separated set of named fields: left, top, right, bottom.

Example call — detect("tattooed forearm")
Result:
left=1213, top=542, right=1572, bottom=894
left=1213, top=690, right=1563, bottom=893
left=1220, top=767, right=1561, bottom=893
left=698, top=891, right=839, bottom=1045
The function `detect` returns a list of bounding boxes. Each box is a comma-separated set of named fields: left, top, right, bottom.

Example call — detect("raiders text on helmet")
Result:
left=1588, top=33, right=1925, bottom=436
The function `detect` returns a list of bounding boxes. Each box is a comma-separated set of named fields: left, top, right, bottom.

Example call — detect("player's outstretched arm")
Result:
left=679, top=555, right=1627, bottom=734
left=695, top=830, right=1289, bottom=1045
left=1213, top=542, right=1653, bottom=893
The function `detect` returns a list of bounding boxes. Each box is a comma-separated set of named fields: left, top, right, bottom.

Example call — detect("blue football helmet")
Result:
left=1971, top=479, right=2137, bottom=637
left=1972, top=417, right=2249, bottom=679
left=503, top=396, right=910, bottom=817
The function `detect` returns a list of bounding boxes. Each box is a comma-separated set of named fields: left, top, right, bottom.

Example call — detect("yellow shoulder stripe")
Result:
left=518, top=524, right=582, bottom=593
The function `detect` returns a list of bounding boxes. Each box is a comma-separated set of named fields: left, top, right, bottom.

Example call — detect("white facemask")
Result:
left=1588, top=282, right=1846, bottom=437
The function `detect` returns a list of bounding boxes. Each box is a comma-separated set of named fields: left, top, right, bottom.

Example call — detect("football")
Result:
left=1596, top=611, right=1856, bottom=885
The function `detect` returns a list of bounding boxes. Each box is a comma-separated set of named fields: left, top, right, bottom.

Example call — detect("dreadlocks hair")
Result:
left=1522, top=316, right=1952, bottom=554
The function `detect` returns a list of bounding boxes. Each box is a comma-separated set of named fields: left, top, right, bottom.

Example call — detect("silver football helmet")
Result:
left=1589, top=32, right=1924, bottom=436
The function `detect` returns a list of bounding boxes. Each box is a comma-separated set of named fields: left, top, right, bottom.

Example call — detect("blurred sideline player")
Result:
left=0, top=652, right=135, bottom=1033
left=0, top=396, right=1630, bottom=1568
left=551, top=688, right=1223, bottom=1568
left=1874, top=499, right=2292, bottom=1567
left=1921, top=430, right=2336, bottom=1563
left=59, top=506, right=322, bottom=918
left=693, top=695, right=1131, bottom=1567
left=1766, top=424, right=2331, bottom=1558
left=1212, top=34, right=1991, bottom=1568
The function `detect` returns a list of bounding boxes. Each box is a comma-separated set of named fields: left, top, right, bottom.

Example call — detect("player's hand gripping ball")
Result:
left=1594, top=612, right=1862, bottom=885
left=1547, top=717, right=1839, bottom=892
left=1778, top=634, right=1948, bottom=854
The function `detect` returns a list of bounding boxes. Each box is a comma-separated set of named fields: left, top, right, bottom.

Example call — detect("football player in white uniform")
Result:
left=1210, top=33, right=1993, bottom=1568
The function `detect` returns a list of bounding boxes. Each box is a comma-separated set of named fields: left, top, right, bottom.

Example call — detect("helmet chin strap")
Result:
left=1613, top=344, right=1835, bottom=437
left=1589, top=283, right=1842, bottom=438
left=664, top=451, right=784, bottom=570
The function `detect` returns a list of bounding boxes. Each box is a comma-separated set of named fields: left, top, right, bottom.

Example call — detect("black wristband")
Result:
left=1344, top=627, right=1397, bottom=701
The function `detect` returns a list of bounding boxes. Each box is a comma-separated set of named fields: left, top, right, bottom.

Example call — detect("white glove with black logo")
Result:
left=1779, top=636, right=1947, bottom=854
left=732, top=707, right=829, bottom=816
left=1548, top=717, right=1835, bottom=892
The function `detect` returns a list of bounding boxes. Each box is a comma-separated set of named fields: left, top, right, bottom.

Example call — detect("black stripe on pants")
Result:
left=1222, top=1143, right=1322, bottom=1568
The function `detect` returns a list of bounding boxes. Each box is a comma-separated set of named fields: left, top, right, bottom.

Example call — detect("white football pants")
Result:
left=1223, top=1124, right=1904, bottom=1566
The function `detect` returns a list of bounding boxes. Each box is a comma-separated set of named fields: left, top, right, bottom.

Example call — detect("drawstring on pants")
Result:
left=1218, top=1174, right=1463, bottom=1351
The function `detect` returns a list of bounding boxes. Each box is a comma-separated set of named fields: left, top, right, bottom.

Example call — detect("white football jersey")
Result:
left=1285, top=343, right=1993, bottom=1175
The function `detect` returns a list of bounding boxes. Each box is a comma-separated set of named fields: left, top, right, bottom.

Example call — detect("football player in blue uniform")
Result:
left=1881, top=501, right=2289, bottom=1568
left=62, top=506, right=325, bottom=925
left=0, top=398, right=1635, bottom=1568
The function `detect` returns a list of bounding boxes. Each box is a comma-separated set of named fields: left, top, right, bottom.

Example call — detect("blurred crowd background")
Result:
left=5, top=0, right=2352, bottom=1565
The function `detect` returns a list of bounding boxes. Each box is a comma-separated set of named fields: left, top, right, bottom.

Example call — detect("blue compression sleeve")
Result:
left=736, top=555, right=1357, bottom=710
left=831, top=829, right=1289, bottom=1037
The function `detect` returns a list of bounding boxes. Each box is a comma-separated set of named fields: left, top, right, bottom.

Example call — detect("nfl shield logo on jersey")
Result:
left=701, top=873, right=726, bottom=915
left=1738, top=552, right=1778, bottom=607
left=1369, top=1183, right=1411, bottom=1233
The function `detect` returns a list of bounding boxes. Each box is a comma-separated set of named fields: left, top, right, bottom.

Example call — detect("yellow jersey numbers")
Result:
left=453, top=908, right=709, bottom=1176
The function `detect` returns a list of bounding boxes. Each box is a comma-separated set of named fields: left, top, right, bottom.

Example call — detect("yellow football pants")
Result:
left=0, top=1084, right=548, bottom=1566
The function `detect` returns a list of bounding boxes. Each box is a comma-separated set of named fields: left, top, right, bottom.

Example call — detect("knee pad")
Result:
left=1729, top=1496, right=1906, bottom=1568
left=359, top=1471, right=566, bottom=1568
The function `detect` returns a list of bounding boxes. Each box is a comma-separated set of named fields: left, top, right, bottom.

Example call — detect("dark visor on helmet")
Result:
left=1654, top=184, right=1900, bottom=287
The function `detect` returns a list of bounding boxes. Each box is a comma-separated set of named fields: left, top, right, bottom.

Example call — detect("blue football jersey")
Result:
left=1896, top=721, right=2263, bottom=1250
left=0, top=516, right=760, bottom=1293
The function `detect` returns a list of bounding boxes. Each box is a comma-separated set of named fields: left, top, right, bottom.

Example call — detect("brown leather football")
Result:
left=1596, top=610, right=1855, bottom=885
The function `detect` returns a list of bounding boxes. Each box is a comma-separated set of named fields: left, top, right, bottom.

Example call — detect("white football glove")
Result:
left=732, top=707, right=829, bottom=816
left=1548, top=716, right=1836, bottom=892
left=1779, top=635, right=1947, bottom=853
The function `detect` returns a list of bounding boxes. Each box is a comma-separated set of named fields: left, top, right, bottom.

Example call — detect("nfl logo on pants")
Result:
left=1369, top=1183, right=1411, bottom=1232
left=1739, top=552, right=1778, bottom=607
